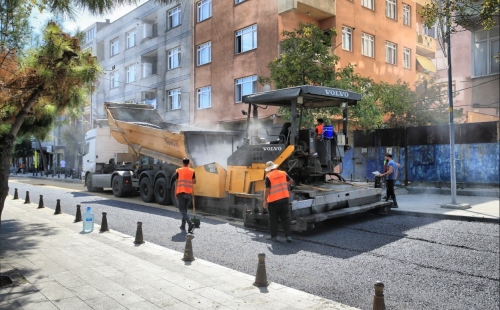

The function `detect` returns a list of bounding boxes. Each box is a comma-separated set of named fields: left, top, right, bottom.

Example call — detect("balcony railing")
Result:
left=278, top=0, right=335, bottom=19
left=416, top=32, right=436, bottom=58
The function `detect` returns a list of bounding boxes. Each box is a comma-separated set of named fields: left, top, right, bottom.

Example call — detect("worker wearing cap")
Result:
left=263, top=161, right=293, bottom=242
left=173, top=158, right=196, bottom=233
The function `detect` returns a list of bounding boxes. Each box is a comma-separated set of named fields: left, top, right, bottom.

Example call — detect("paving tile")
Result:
left=34, top=280, right=76, bottom=300
left=191, top=286, right=240, bottom=305
left=50, top=270, right=88, bottom=288
left=124, top=300, right=162, bottom=310
left=84, top=296, right=128, bottom=310
left=0, top=299, right=23, bottom=310
left=51, top=296, right=93, bottom=310
left=20, top=300, right=58, bottom=310
left=132, top=287, right=183, bottom=308
left=101, top=285, right=144, bottom=305
left=163, top=284, right=224, bottom=309
left=107, top=274, right=151, bottom=291
left=69, top=284, right=107, bottom=300
left=210, top=282, right=258, bottom=299
left=12, top=290, right=48, bottom=306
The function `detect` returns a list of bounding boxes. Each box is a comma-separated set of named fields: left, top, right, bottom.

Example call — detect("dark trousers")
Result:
left=177, top=193, right=193, bottom=226
left=268, top=198, right=292, bottom=238
left=386, top=180, right=397, bottom=205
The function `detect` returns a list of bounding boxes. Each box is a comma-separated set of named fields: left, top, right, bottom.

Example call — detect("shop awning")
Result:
left=416, top=55, right=437, bottom=73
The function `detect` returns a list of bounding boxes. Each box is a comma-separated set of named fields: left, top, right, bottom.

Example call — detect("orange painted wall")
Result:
left=193, top=0, right=279, bottom=126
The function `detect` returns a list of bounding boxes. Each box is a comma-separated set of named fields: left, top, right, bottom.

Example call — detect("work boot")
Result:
left=286, top=236, right=292, bottom=243
left=180, top=225, right=186, bottom=230
left=188, top=222, right=194, bottom=234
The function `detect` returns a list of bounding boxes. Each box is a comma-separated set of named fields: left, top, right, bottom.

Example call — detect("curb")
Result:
left=9, top=174, right=82, bottom=184
left=390, top=209, right=500, bottom=224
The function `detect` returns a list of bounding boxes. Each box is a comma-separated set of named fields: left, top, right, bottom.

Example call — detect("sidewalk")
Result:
left=0, top=196, right=358, bottom=310
left=392, top=188, right=499, bottom=223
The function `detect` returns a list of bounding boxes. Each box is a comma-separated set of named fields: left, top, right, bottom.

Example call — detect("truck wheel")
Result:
left=86, top=174, right=103, bottom=192
left=112, top=176, right=125, bottom=197
left=170, top=186, right=177, bottom=207
left=140, top=178, right=156, bottom=203
left=154, top=178, right=170, bottom=205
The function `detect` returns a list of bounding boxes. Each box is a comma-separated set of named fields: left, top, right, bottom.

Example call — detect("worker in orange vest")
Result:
left=263, top=161, right=293, bottom=242
left=173, top=158, right=196, bottom=233
left=315, top=118, right=324, bottom=140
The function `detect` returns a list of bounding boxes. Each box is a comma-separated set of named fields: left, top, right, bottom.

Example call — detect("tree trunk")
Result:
left=0, top=136, right=15, bottom=223
left=37, top=139, right=47, bottom=174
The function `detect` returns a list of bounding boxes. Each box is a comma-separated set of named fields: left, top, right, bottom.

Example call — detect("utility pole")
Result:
left=441, top=11, right=470, bottom=210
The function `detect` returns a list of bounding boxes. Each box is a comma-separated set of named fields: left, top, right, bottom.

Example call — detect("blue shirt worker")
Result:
left=380, top=154, right=398, bottom=208
left=172, top=158, right=196, bottom=233
left=263, top=161, right=293, bottom=242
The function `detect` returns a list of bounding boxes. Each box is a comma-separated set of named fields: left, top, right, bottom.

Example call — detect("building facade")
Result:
left=82, top=0, right=192, bottom=125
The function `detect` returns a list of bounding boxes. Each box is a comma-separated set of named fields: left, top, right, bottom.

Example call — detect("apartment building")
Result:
left=192, top=0, right=423, bottom=129
left=82, top=0, right=192, bottom=125
left=414, top=0, right=499, bottom=121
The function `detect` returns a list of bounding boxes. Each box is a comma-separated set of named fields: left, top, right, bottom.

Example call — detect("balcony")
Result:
left=416, top=32, right=436, bottom=58
left=278, top=0, right=335, bottom=20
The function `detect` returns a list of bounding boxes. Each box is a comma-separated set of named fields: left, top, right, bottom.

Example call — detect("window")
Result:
left=235, top=24, right=257, bottom=54
left=386, top=41, right=397, bottom=65
left=403, top=4, right=411, bottom=26
left=362, top=0, right=374, bottom=10
left=386, top=0, right=396, bottom=19
left=197, top=41, right=212, bottom=66
left=86, top=27, right=96, bottom=43
left=235, top=75, right=257, bottom=103
left=473, top=27, right=499, bottom=76
left=110, top=72, right=119, bottom=88
left=403, top=47, right=411, bottom=69
left=168, top=47, right=181, bottom=70
left=197, top=0, right=212, bottom=22
left=422, top=24, right=438, bottom=38
left=197, top=86, right=211, bottom=109
left=168, top=88, right=181, bottom=110
left=110, top=38, right=119, bottom=56
left=362, top=33, right=374, bottom=57
left=168, top=6, right=182, bottom=29
left=126, top=65, right=136, bottom=83
left=126, top=29, right=136, bottom=49
left=342, top=26, right=353, bottom=52
left=235, top=0, right=245, bottom=3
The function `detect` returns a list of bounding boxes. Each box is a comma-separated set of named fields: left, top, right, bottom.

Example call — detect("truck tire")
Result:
left=154, top=178, right=171, bottom=205
left=86, top=174, right=103, bottom=192
left=112, top=176, right=126, bottom=197
left=140, top=177, right=156, bottom=203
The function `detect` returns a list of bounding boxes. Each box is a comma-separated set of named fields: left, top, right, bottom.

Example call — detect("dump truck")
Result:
left=82, top=86, right=392, bottom=231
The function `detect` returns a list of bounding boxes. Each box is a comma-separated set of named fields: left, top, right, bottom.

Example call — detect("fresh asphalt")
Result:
left=6, top=180, right=499, bottom=310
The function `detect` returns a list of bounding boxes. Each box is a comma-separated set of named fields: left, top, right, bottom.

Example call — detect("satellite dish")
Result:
left=261, top=84, right=271, bottom=92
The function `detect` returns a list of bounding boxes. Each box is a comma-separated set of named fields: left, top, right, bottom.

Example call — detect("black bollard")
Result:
left=54, top=199, right=62, bottom=215
left=182, top=235, right=195, bottom=261
left=253, top=253, right=269, bottom=287
left=13, top=188, right=19, bottom=200
left=100, top=212, right=109, bottom=232
left=38, top=195, right=45, bottom=209
left=133, top=222, right=145, bottom=244
left=373, top=281, right=386, bottom=310
left=24, top=191, right=30, bottom=204
left=74, top=205, right=82, bottom=222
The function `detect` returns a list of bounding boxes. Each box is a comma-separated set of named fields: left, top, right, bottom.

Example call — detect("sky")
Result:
left=30, top=0, right=148, bottom=34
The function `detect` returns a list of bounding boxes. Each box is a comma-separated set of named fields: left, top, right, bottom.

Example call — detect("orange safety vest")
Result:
left=266, top=170, right=290, bottom=203
left=176, top=167, right=194, bottom=195
left=316, top=124, right=323, bottom=136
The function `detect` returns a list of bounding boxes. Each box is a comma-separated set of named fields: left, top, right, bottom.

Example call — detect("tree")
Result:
left=0, top=22, right=100, bottom=221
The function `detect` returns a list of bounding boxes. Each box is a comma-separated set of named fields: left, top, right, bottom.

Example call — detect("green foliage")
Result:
left=0, top=0, right=31, bottom=51
left=13, top=138, right=32, bottom=158
left=262, top=23, right=463, bottom=132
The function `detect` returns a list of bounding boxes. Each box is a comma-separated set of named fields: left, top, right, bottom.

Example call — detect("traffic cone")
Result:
left=133, top=222, right=145, bottom=244
left=54, top=199, right=62, bottom=215
left=38, top=195, right=45, bottom=209
left=253, top=253, right=269, bottom=287
left=13, top=188, right=18, bottom=200
left=24, top=191, right=30, bottom=204
left=74, top=205, right=82, bottom=222
left=182, top=235, right=195, bottom=261
left=373, top=281, right=386, bottom=310
left=100, top=212, right=109, bottom=232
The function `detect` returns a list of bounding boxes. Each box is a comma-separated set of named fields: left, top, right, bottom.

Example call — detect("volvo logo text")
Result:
left=325, top=90, right=349, bottom=97
left=263, top=147, right=282, bottom=151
